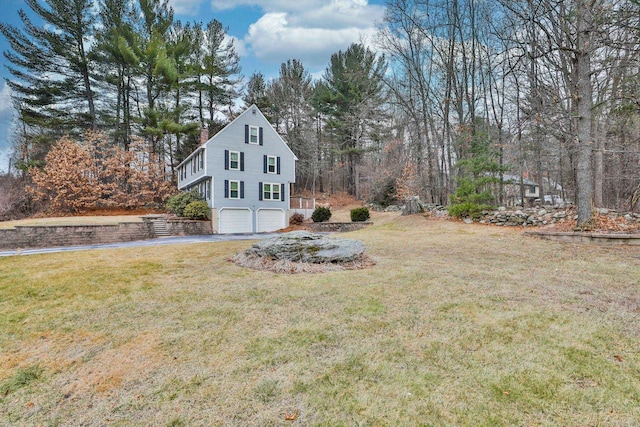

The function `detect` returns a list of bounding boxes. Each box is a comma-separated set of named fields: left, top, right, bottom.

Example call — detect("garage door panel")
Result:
left=219, top=208, right=252, bottom=234
left=257, top=209, right=285, bottom=233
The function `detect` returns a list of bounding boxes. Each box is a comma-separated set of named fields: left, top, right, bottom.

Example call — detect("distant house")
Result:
left=177, top=105, right=297, bottom=233
left=502, top=174, right=539, bottom=206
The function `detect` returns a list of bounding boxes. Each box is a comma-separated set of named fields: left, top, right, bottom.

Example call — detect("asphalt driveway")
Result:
left=0, top=233, right=280, bottom=257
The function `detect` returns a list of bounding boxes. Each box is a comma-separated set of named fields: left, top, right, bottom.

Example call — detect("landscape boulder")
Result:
left=246, top=231, right=365, bottom=263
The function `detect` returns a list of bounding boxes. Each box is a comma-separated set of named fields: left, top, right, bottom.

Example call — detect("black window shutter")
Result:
left=240, top=181, right=245, bottom=199
left=224, top=150, right=229, bottom=170
left=244, top=124, right=249, bottom=144
left=240, top=152, right=245, bottom=171
left=277, top=157, right=281, bottom=175
left=281, top=184, right=285, bottom=201
left=258, top=182, right=263, bottom=201
left=259, top=127, right=263, bottom=145
left=224, top=180, right=229, bottom=198
left=263, top=155, right=267, bottom=173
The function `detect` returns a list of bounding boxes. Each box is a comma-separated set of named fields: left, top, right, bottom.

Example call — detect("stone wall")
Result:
left=525, top=231, right=640, bottom=245
left=422, top=205, right=640, bottom=228
left=476, top=207, right=640, bottom=228
left=167, top=219, right=213, bottom=235
left=308, top=222, right=372, bottom=232
left=0, top=219, right=213, bottom=250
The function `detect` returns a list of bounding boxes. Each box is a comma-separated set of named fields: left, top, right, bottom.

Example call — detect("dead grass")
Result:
left=230, top=252, right=376, bottom=274
left=1, top=211, right=640, bottom=426
left=0, top=215, right=145, bottom=229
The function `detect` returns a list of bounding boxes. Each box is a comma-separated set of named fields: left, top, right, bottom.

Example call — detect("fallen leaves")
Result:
left=284, top=409, right=298, bottom=421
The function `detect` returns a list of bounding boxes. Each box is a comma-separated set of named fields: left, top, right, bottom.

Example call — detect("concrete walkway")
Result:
left=0, top=233, right=280, bottom=257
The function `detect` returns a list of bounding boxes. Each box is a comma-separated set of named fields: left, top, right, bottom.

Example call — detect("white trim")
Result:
left=267, top=155, right=277, bottom=174
left=262, top=182, right=281, bottom=201
left=256, top=208, right=285, bottom=233
left=249, top=125, right=259, bottom=144
left=218, top=207, right=253, bottom=234
left=177, top=146, right=205, bottom=169
left=229, top=150, right=240, bottom=170
left=229, top=180, right=240, bottom=199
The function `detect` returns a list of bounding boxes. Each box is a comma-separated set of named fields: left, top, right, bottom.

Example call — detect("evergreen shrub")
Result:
left=183, top=201, right=210, bottom=220
left=166, top=191, right=204, bottom=217
left=447, top=201, right=492, bottom=219
left=350, top=207, right=370, bottom=222
left=311, top=206, right=332, bottom=222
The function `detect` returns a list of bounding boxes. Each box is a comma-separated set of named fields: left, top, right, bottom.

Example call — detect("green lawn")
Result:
left=1, top=213, right=639, bottom=426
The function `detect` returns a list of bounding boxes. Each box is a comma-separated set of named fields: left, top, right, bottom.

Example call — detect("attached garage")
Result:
left=218, top=208, right=253, bottom=234
left=256, top=208, right=286, bottom=233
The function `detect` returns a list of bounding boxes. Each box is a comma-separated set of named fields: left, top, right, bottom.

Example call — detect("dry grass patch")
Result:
left=1, top=213, right=640, bottom=425
left=0, top=215, right=145, bottom=229
left=230, top=252, right=376, bottom=273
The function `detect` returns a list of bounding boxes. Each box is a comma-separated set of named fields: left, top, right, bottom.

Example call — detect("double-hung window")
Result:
left=263, top=155, right=280, bottom=174
left=225, top=150, right=244, bottom=171
left=230, top=181, right=239, bottom=198
left=225, top=180, right=243, bottom=199
left=245, top=125, right=262, bottom=145
left=261, top=182, right=281, bottom=201
left=249, top=126, right=259, bottom=144
left=267, top=156, right=276, bottom=173
left=229, top=151, right=240, bottom=170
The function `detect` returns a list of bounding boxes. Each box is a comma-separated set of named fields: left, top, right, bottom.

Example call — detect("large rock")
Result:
left=246, top=231, right=365, bottom=263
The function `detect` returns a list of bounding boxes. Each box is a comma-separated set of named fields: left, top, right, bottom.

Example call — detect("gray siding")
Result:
left=177, top=105, right=296, bottom=212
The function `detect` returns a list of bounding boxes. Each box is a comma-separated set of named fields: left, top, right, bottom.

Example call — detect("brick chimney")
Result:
left=200, top=128, right=209, bottom=145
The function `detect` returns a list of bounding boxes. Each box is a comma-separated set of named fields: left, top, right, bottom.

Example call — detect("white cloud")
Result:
left=211, top=0, right=313, bottom=12
left=0, top=82, right=16, bottom=173
left=239, top=0, right=384, bottom=70
left=226, top=34, right=247, bottom=59
left=0, top=146, right=10, bottom=174
left=0, top=82, right=14, bottom=123
left=169, top=0, right=203, bottom=15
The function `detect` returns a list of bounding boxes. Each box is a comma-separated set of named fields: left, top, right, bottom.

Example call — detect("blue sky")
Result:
left=0, top=0, right=386, bottom=173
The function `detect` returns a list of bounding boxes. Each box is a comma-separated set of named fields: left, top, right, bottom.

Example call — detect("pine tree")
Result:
left=316, top=43, right=387, bottom=198
left=243, top=72, right=273, bottom=118
left=197, top=19, right=242, bottom=125
left=0, top=0, right=98, bottom=156
left=94, top=0, right=139, bottom=150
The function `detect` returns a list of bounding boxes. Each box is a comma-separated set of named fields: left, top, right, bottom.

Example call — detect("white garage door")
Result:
left=219, top=208, right=253, bottom=234
left=257, top=209, right=285, bottom=233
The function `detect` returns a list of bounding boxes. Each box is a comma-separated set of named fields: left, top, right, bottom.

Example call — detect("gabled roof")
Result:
left=177, top=104, right=298, bottom=169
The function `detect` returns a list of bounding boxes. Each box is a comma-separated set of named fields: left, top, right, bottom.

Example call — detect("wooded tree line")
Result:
left=1, top=0, right=240, bottom=177
left=2, top=0, right=640, bottom=225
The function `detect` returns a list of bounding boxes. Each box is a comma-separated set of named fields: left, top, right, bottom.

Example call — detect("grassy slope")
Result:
left=1, top=213, right=640, bottom=426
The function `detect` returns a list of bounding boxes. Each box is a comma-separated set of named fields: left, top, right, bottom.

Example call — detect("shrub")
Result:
left=183, top=200, right=210, bottom=220
left=350, top=207, right=370, bottom=222
left=167, top=191, right=204, bottom=217
left=289, top=212, right=304, bottom=225
left=447, top=201, right=492, bottom=219
left=311, top=206, right=332, bottom=222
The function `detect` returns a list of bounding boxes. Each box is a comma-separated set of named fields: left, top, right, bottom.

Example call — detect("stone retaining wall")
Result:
left=0, top=220, right=212, bottom=250
left=525, top=231, right=640, bottom=245
left=421, top=204, right=640, bottom=229
left=167, top=219, right=213, bottom=236
left=307, top=222, right=372, bottom=232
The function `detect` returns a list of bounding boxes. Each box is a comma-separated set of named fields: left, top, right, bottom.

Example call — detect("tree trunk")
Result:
left=575, top=0, right=594, bottom=227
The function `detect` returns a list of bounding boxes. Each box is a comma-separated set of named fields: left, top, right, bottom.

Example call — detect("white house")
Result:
left=177, top=105, right=297, bottom=233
